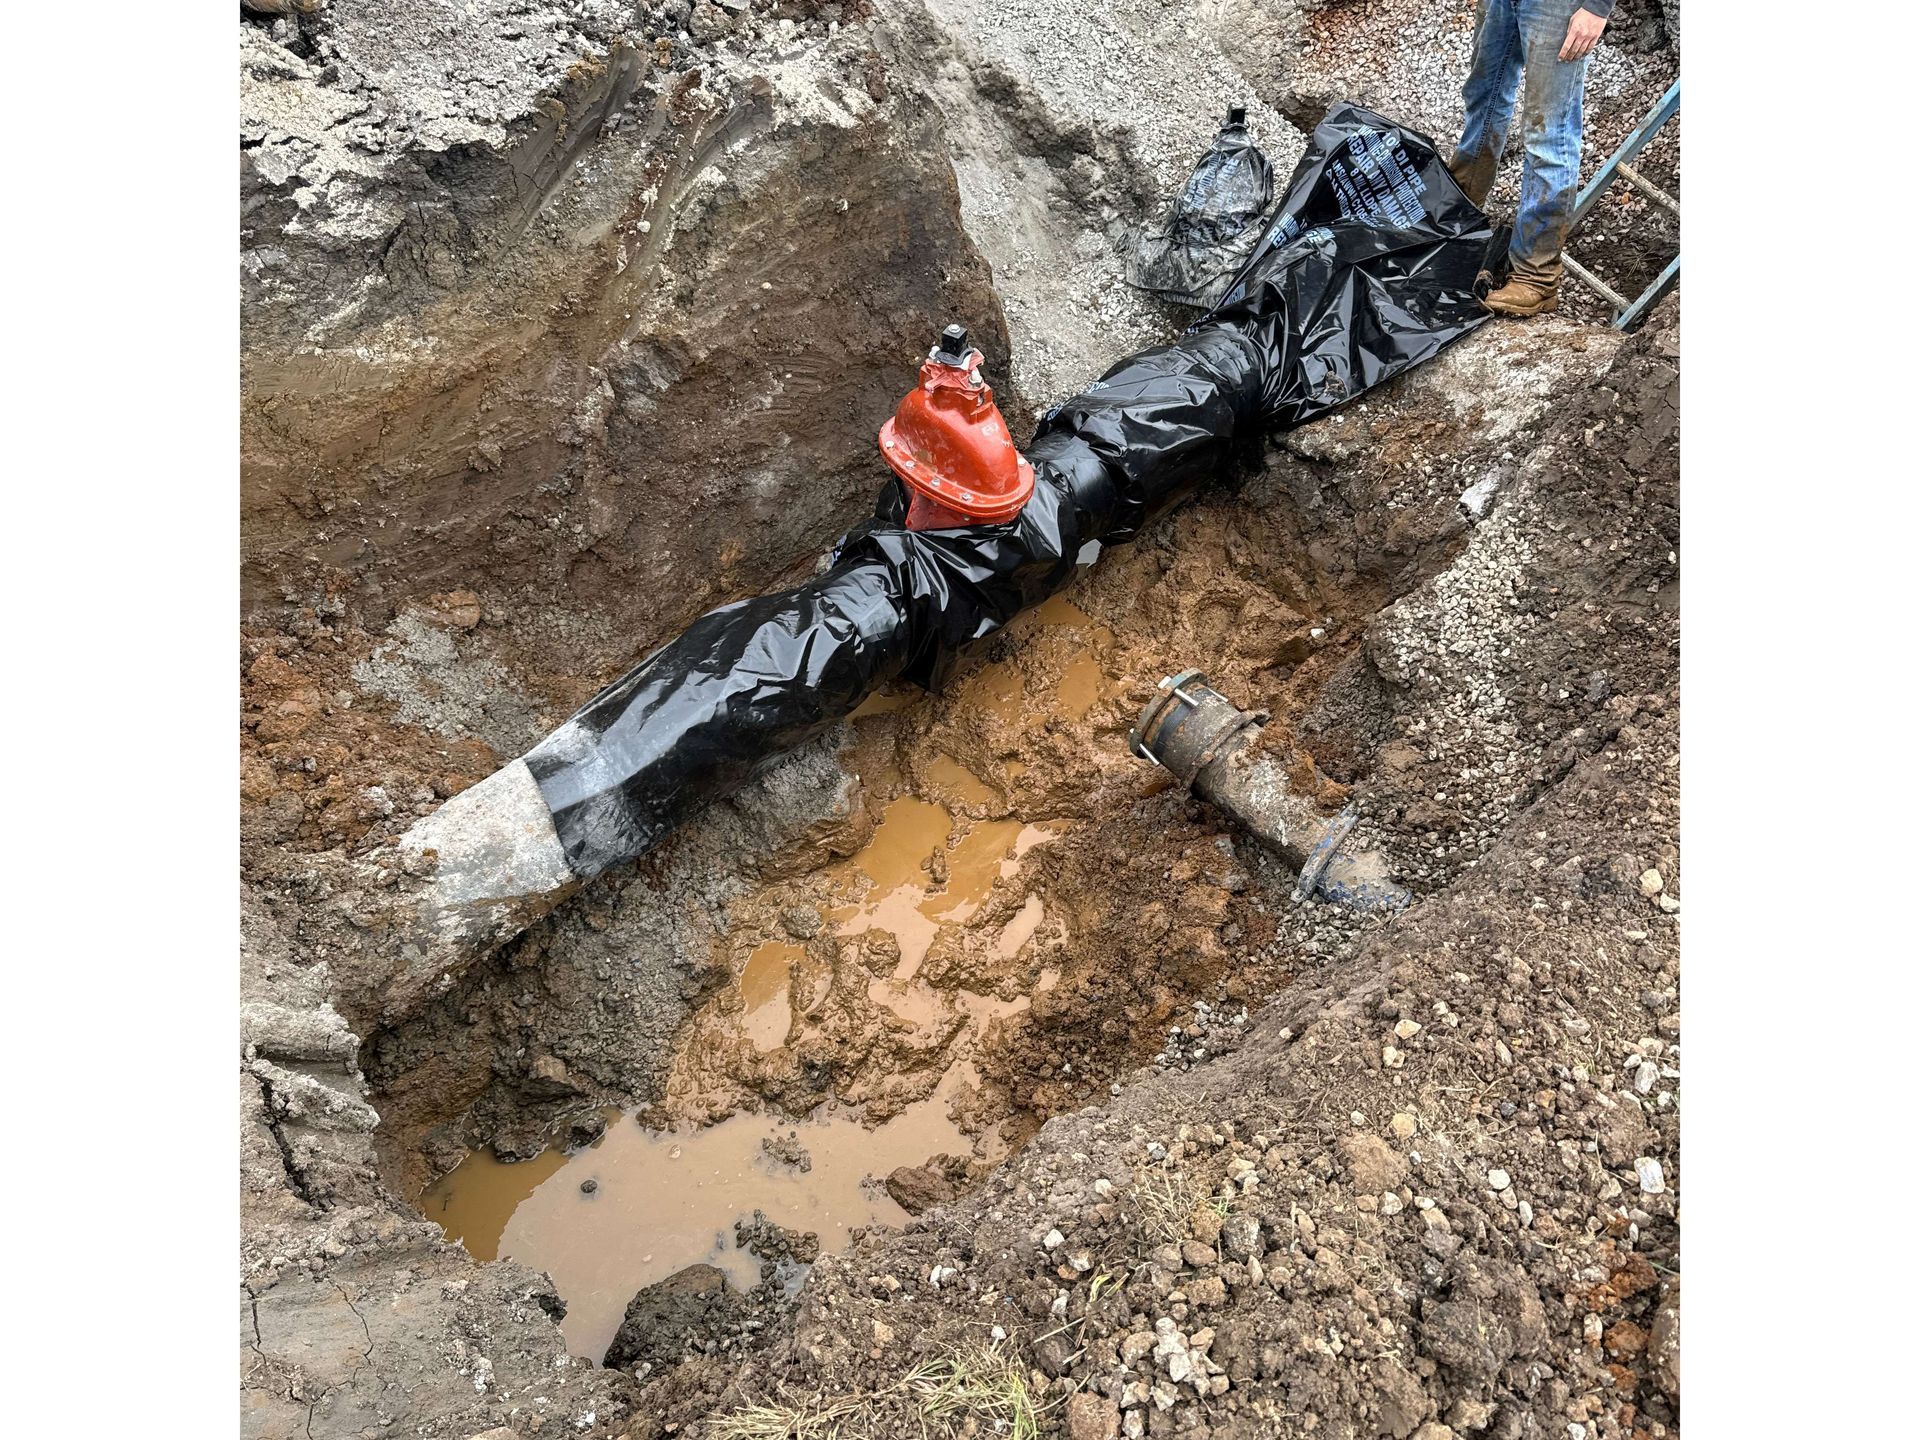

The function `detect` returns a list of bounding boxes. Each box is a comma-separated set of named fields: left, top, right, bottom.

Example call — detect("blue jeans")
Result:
left=1450, top=0, right=1591, bottom=284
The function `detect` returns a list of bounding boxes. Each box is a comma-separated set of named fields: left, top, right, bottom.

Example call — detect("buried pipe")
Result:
left=1128, top=671, right=1410, bottom=914
left=383, top=104, right=1493, bottom=979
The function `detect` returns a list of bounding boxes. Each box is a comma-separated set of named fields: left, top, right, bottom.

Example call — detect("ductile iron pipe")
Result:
left=1129, top=670, right=1411, bottom=914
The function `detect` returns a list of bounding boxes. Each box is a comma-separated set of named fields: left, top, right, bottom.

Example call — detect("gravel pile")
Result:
left=1290, top=0, right=1673, bottom=170
left=942, top=0, right=1300, bottom=195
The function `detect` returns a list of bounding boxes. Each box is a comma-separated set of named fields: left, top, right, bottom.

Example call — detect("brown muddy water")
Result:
left=420, top=590, right=1116, bottom=1362
left=421, top=785, right=1056, bottom=1362
left=714, top=593, right=1105, bottom=1054
left=422, top=1072, right=982, bottom=1361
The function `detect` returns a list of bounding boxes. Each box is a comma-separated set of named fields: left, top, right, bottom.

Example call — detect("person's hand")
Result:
left=1560, top=7, right=1607, bottom=60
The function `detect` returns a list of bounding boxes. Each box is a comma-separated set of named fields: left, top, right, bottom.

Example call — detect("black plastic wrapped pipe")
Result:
left=525, top=105, right=1497, bottom=879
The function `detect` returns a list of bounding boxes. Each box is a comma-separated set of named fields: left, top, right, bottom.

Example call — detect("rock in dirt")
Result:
left=1419, top=1299, right=1514, bottom=1384
left=1418, top=1256, right=1548, bottom=1385
left=1374, top=1354, right=1430, bottom=1438
left=519, top=1053, right=582, bottom=1100
left=1219, top=1211, right=1261, bottom=1262
left=1066, top=1391, right=1122, bottom=1440
left=884, top=1153, right=977, bottom=1214
left=1648, top=1282, right=1681, bottom=1398
left=687, top=3, right=732, bottom=43
left=1337, top=1131, right=1408, bottom=1193
left=603, top=1264, right=748, bottom=1373
left=1189, top=1203, right=1224, bottom=1246
left=886, top=1163, right=956, bottom=1214
left=1188, top=1275, right=1228, bottom=1307
left=1597, top=1104, right=1655, bottom=1166
left=240, top=999, right=359, bottom=1065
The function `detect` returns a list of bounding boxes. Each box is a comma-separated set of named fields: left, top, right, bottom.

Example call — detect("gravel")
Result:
left=912, top=0, right=1302, bottom=403
left=1283, top=0, right=1679, bottom=323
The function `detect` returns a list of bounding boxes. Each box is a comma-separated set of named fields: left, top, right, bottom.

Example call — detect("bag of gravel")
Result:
left=1128, top=108, right=1279, bottom=309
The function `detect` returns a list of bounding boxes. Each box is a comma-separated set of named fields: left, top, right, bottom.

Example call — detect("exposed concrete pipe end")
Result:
left=379, top=759, right=584, bottom=1009
left=399, top=758, right=577, bottom=911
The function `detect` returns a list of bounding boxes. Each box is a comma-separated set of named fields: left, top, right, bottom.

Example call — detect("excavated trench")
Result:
left=363, top=442, right=1474, bottom=1364
left=239, top=7, right=1683, bottom=1433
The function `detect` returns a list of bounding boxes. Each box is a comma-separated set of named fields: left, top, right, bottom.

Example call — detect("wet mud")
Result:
left=422, top=1076, right=981, bottom=1362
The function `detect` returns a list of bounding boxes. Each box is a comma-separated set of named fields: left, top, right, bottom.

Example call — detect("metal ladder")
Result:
left=1562, top=78, right=1679, bottom=331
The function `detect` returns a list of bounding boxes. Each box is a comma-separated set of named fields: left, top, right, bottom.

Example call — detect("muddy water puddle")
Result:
left=718, top=604, right=1106, bottom=1058
left=423, top=595, right=1119, bottom=1362
left=723, top=772, right=1066, bottom=1015
left=822, top=798, right=1055, bottom=997
left=739, top=940, right=801, bottom=1050
left=422, top=1081, right=977, bottom=1363
left=974, top=594, right=1120, bottom=727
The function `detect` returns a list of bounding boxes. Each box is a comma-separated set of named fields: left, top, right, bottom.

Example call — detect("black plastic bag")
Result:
left=1128, top=110, right=1279, bottom=310
left=525, top=104, right=1498, bottom=878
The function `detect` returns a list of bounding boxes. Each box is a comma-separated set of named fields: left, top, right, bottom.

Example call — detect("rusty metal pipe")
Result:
left=1129, top=671, right=1410, bottom=913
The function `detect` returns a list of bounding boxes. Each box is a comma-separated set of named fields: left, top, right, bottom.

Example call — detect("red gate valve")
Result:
left=878, top=324, right=1035, bottom=530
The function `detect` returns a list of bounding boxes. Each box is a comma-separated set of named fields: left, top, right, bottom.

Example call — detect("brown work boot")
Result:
left=1481, top=273, right=1559, bottom=317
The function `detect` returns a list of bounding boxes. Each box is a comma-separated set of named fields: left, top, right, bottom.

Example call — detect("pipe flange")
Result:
left=1292, top=806, right=1359, bottom=904
left=1129, top=669, right=1208, bottom=764
left=1130, top=670, right=1266, bottom=786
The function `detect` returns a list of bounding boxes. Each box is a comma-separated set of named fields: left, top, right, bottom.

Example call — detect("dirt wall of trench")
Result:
left=243, top=0, right=1011, bottom=669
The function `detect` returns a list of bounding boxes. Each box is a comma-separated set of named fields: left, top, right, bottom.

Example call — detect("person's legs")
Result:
left=1508, top=0, right=1589, bottom=287
left=1450, top=0, right=1525, bottom=206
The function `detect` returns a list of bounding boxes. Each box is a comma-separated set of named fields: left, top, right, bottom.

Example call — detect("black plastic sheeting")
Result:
left=1128, top=113, right=1278, bottom=310
left=525, top=104, right=1499, bottom=879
